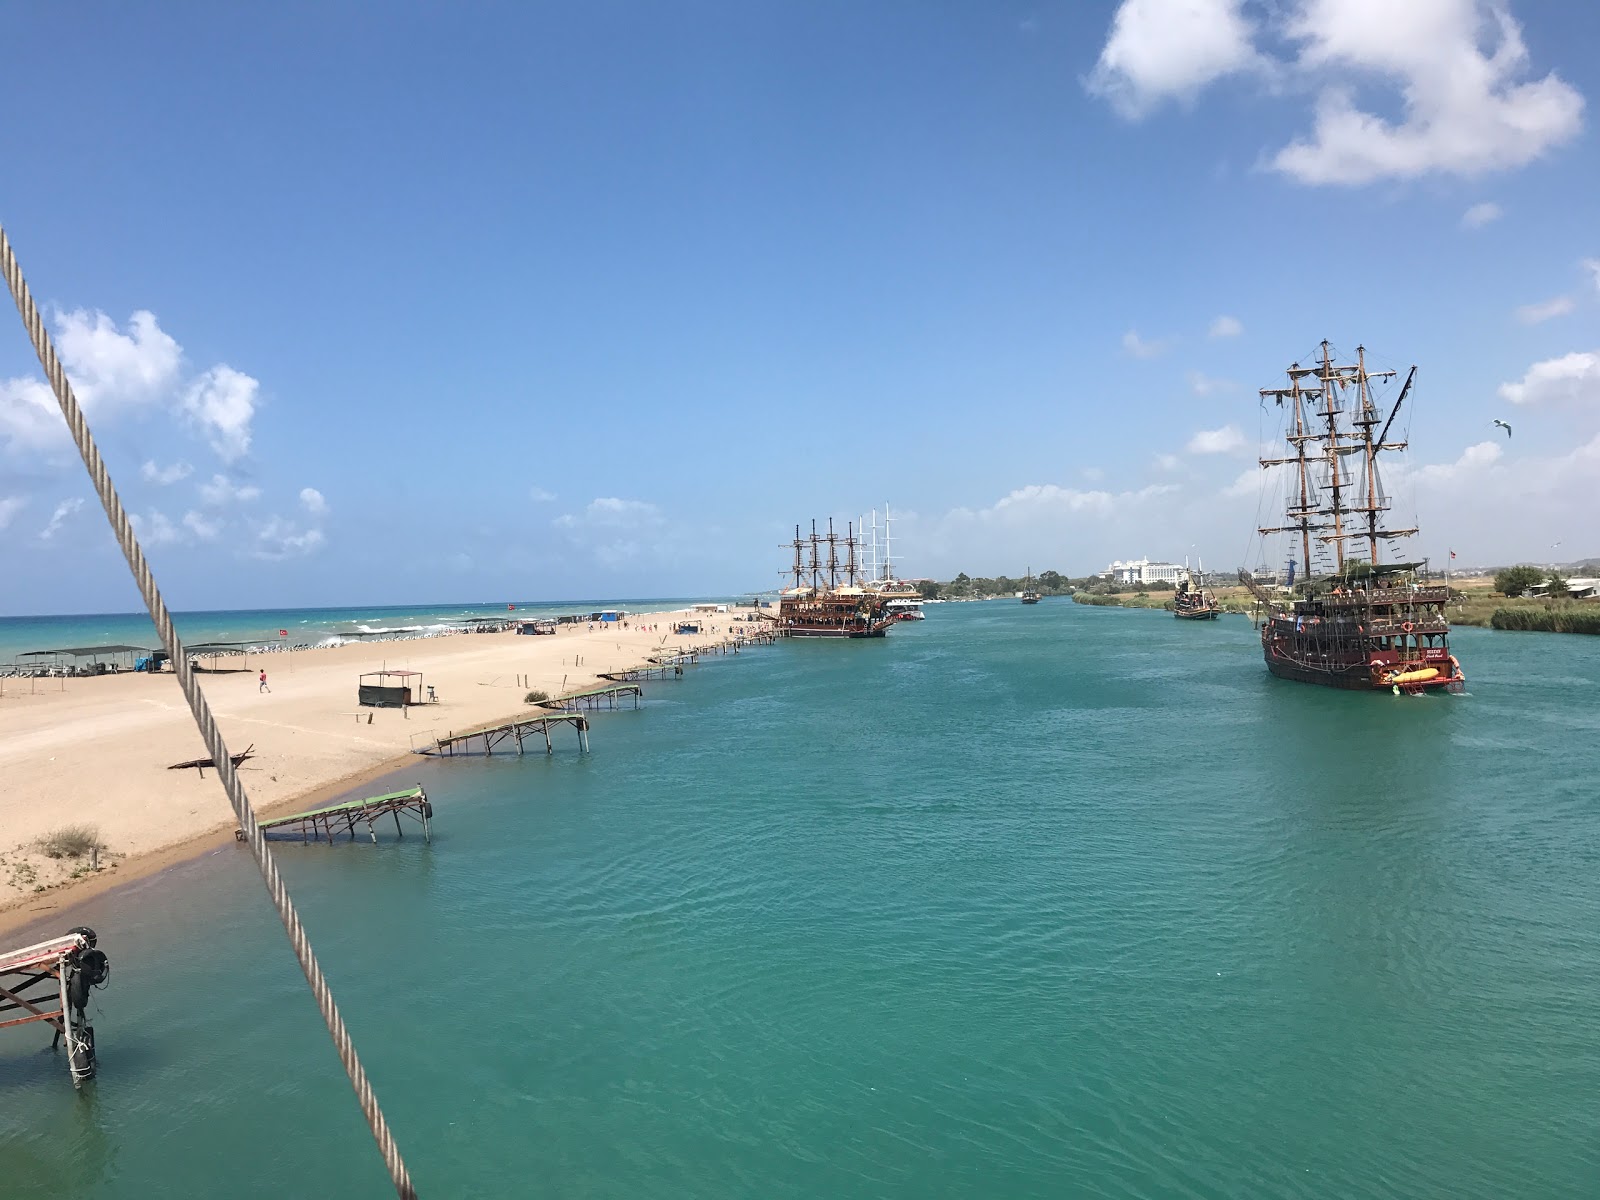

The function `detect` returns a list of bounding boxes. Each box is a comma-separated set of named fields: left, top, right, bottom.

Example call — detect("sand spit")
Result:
left=0, top=607, right=763, bottom=932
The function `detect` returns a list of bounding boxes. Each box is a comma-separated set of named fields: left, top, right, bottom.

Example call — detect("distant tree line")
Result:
left=1492, top=565, right=1575, bottom=598
left=920, top=571, right=1180, bottom=600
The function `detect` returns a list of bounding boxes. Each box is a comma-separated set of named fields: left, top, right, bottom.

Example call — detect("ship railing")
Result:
left=1321, top=586, right=1449, bottom=607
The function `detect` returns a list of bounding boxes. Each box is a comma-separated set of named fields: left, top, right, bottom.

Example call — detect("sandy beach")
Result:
left=0, top=607, right=760, bottom=933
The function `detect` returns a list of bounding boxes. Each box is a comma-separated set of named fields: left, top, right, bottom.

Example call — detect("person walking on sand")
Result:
left=259, top=670, right=270, bottom=693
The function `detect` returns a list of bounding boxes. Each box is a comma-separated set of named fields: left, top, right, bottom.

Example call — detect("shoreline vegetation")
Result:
left=0, top=605, right=766, bottom=936
left=917, top=568, right=1600, bottom=634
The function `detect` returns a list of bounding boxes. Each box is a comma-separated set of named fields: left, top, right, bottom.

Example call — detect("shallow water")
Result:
left=3, top=602, right=1598, bottom=1197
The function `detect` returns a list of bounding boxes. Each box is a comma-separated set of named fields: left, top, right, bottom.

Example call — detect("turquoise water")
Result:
left=0, top=598, right=715, bottom=663
left=3, top=602, right=1598, bottom=1197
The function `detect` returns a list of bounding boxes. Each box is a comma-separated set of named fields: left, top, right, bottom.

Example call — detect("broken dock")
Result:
left=540, top=683, right=642, bottom=712
left=0, top=928, right=109, bottom=1088
left=244, top=785, right=433, bottom=844
left=419, top=712, right=590, bottom=757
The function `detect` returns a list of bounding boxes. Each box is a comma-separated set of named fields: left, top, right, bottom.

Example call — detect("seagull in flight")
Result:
left=1493, top=419, right=1512, bottom=437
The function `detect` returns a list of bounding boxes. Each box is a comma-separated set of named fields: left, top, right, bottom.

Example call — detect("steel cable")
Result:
left=0, top=226, right=417, bottom=1199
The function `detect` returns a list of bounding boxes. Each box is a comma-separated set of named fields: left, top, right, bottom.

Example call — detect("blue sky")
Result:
left=2, top=1, right=1597, bottom=614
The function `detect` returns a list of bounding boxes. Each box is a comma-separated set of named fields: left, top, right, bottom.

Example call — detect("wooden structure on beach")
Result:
left=358, top=669, right=426, bottom=708
left=420, top=712, right=590, bottom=757
left=245, top=786, right=433, bottom=844
left=0, top=928, right=109, bottom=1088
left=169, top=743, right=254, bottom=777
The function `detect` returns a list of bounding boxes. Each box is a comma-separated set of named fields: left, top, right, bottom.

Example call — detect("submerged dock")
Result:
left=0, top=928, right=109, bottom=1088
left=420, top=712, right=589, bottom=757
left=246, top=786, right=433, bottom=844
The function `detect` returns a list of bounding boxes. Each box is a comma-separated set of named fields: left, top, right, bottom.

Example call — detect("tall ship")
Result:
left=1020, top=567, right=1042, bottom=604
left=1239, top=342, right=1464, bottom=693
left=777, top=520, right=894, bottom=638
left=1172, top=563, right=1220, bottom=620
left=856, top=503, right=926, bottom=620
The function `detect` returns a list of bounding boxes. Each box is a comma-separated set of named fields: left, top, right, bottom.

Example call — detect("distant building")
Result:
left=1527, top=577, right=1600, bottom=599
left=1101, top=557, right=1188, bottom=585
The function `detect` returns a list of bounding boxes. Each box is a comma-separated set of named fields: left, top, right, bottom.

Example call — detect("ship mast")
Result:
left=808, top=520, right=823, bottom=590
left=1259, top=363, right=1325, bottom=582
left=1316, top=340, right=1349, bottom=574
left=882, top=502, right=894, bottom=583
left=826, top=519, right=841, bottom=589
left=845, top=521, right=858, bottom=586
left=791, top=524, right=804, bottom=590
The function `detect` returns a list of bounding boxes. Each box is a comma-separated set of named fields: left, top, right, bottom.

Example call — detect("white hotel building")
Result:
left=1101, top=558, right=1188, bottom=586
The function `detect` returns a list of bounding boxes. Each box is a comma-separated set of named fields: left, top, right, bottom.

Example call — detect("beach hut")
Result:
left=358, top=670, right=424, bottom=708
left=516, top=619, right=558, bottom=635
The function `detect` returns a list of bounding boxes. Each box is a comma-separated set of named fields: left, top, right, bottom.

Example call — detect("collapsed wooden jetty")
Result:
left=601, top=663, right=685, bottom=682
left=168, top=742, right=254, bottom=777
left=540, top=683, right=642, bottom=712
left=244, top=786, right=432, bottom=844
left=420, top=712, right=589, bottom=757
left=0, top=928, right=109, bottom=1088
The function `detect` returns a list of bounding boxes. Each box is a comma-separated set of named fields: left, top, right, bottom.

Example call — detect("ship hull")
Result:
left=1174, top=608, right=1220, bottom=620
left=786, top=625, right=889, bottom=638
left=1262, top=646, right=1463, bottom=691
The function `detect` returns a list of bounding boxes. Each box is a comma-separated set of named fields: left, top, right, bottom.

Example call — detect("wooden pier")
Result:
left=419, top=712, right=589, bottom=757
left=601, top=663, right=685, bottom=682
left=0, top=928, right=109, bottom=1088
left=540, top=683, right=643, bottom=712
left=244, top=786, right=433, bottom=844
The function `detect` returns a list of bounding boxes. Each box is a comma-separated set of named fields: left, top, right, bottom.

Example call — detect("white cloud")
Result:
left=0, top=495, right=26, bottom=530
left=1088, top=1, right=1585, bottom=187
left=131, top=509, right=181, bottom=547
left=1122, top=329, right=1168, bottom=359
left=1415, top=439, right=1504, bottom=486
left=53, top=309, right=181, bottom=410
left=182, top=510, right=222, bottom=541
left=1086, top=0, right=1258, bottom=118
left=140, top=459, right=192, bottom=485
left=1208, top=315, right=1244, bottom=338
left=554, top=497, right=664, bottom=530
left=1583, top=259, right=1600, bottom=293
left=1187, top=370, right=1235, bottom=395
left=1156, top=453, right=1182, bottom=471
left=0, top=376, right=68, bottom=453
left=38, top=497, right=85, bottom=541
left=529, top=486, right=556, bottom=502
left=299, top=487, right=328, bottom=515
left=1187, top=424, right=1247, bottom=453
left=198, top=474, right=262, bottom=506
left=1514, top=296, right=1575, bottom=325
left=1460, top=201, right=1503, bottom=229
left=181, top=365, right=259, bottom=462
left=1498, top=351, right=1600, bottom=406
left=1272, top=0, right=1584, bottom=185
left=252, top=516, right=326, bottom=560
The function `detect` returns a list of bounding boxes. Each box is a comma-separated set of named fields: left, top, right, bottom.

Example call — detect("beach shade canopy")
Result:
left=19, top=644, right=155, bottom=658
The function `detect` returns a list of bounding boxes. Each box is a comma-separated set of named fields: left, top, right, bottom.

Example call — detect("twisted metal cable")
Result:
left=0, top=226, right=417, bottom=1199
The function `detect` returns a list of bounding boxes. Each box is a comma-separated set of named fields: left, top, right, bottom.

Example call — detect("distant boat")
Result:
left=777, top=520, right=894, bottom=638
left=1020, top=567, right=1042, bottom=604
left=886, top=597, right=925, bottom=621
left=1172, top=565, right=1220, bottom=620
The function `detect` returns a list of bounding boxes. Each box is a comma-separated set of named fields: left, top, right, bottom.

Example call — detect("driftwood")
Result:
left=167, top=743, right=254, bottom=777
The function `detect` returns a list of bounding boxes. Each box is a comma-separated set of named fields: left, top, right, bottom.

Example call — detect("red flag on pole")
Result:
left=279, top=629, right=288, bottom=637
left=1449, top=550, right=1456, bottom=559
